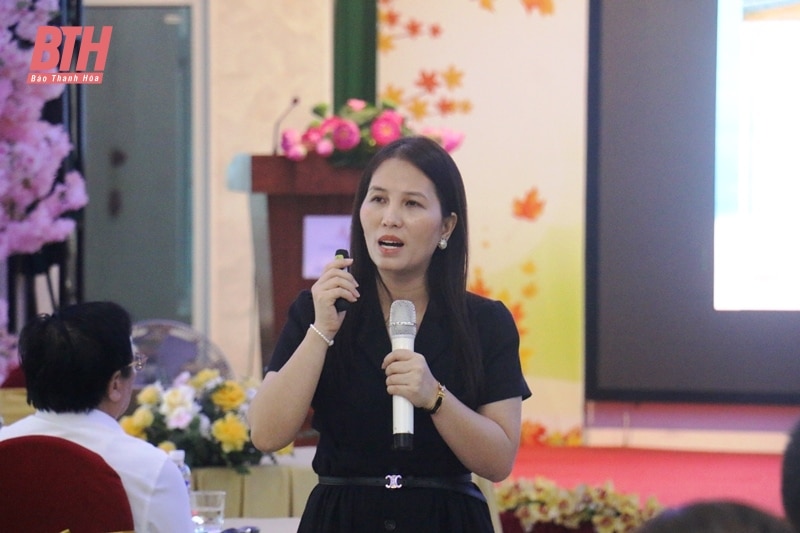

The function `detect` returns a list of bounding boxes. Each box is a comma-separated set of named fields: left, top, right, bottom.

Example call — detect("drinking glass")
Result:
left=190, top=490, right=226, bottom=533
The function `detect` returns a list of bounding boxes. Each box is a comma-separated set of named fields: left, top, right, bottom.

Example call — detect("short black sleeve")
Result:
left=265, top=290, right=316, bottom=374
left=468, top=294, right=532, bottom=405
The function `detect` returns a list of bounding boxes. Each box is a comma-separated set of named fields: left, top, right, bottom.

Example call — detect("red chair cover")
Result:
left=0, top=365, right=25, bottom=388
left=0, top=435, right=135, bottom=533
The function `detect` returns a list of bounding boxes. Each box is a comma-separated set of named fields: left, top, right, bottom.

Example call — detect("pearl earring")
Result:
left=438, top=237, right=448, bottom=250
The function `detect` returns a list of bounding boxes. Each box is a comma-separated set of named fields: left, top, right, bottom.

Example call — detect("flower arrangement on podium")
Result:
left=495, top=476, right=663, bottom=533
left=280, top=98, right=464, bottom=168
left=120, top=369, right=265, bottom=474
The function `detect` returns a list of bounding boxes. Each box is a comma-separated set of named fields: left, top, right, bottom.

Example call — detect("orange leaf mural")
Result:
left=474, top=0, right=556, bottom=15
left=378, top=0, right=471, bottom=123
left=415, top=70, right=440, bottom=93
left=521, top=0, right=555, bottom=16
left=513, top=187, right=546, bottom=221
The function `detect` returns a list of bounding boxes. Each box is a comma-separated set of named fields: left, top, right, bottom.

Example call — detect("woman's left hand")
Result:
left=381, top=349, right=439, bottom=409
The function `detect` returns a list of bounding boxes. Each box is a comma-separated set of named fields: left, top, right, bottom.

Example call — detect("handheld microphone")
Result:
left=334, top=249, right=350, bottom=313
left=272, top=96, right=300, bottom=155
left=388, top=299, right=416, bottom=451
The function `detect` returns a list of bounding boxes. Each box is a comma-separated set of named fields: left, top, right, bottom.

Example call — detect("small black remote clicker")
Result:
left=334, top=249, right=350, bottom=312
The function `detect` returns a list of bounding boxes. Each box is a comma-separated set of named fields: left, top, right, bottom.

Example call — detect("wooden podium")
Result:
left=250, top=154, right=361, bottom=366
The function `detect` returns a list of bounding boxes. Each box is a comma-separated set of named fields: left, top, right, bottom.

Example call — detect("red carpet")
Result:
left=510, top=446, right=784, bottom=517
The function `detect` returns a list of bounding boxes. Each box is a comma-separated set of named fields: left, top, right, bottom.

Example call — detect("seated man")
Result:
left=0, top=301, right=193, bottom=533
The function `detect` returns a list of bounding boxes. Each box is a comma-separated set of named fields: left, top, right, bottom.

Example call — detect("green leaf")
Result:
left=311, top=103, right=329, bottom=118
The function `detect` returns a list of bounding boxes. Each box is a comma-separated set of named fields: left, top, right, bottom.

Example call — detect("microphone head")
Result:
left=389, top=300, right=416, bottom=337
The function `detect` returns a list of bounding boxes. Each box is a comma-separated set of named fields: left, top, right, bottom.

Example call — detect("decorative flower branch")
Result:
left=1, top=1, right=89, bottom=381
left=1, top=0, right=89, bottom=261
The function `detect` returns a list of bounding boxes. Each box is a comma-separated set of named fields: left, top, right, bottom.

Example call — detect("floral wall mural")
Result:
left=378, top=0, right=588, bottom=446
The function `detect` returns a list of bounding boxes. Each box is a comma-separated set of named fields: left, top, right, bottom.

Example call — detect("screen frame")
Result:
left=584, top=0, right=800, bottom=406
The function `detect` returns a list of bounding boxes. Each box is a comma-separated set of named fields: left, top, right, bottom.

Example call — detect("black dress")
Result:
left=268, top=291, right=531, bottom=532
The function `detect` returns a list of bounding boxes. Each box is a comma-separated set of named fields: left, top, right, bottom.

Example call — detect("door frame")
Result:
left=83, top=0, right=210, bottom=332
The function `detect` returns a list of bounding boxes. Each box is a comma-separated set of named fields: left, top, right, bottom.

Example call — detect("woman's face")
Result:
left=359, top=158, right=456, bottom=282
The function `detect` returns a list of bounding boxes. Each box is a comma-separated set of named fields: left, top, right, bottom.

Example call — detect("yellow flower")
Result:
left=211, top=412, right=249, bottom=453
left=119, top=415, right=146, bottom=439
left=210, top=380, right=246, bottom=411
left=158, top=441, right=177, bottom=453
left=120, top=405, right=155, bottom=439
left=190, top=368, right=220, bottom=390
left=131, top=405, right=155, bottom=428
left=136, top=384, right=161, bottom=406
left=276, top=442, right=294, bottom=456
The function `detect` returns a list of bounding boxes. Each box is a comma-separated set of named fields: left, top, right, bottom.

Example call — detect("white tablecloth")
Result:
left=194, top=446, right=500, bottom=532
left=223, top=516, right=300, bottom=532
left=192, top=447, right=316, bottom=518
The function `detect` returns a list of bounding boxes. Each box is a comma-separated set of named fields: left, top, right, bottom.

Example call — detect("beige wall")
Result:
left=208, top=1, right=332, bottom=379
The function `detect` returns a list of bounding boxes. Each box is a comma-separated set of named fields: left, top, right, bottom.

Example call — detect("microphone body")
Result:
left=389, top=300, right=416, bottom=451
left=334, top=249, right=350, bottom=313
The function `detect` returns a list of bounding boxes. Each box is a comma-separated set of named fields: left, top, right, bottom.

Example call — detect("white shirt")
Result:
left=0, top=410, right=194, bottom=533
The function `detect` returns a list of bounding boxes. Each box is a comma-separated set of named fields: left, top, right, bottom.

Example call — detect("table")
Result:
left=192, top=447, right=316, bottom=518
left=194, top=446, right=501, bottom=532
left=0, top=388, right=34, bottom=426
left=223, top=516, right=300, bottom=532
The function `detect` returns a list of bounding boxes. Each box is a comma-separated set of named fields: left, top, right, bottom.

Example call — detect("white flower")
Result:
left=159, top=384, right=196, bottom=417
left=165, top=405, right=195, bottom=430
left=198, top=413, right=212, bottom=437
left=201, top=375, right=224, bottom=392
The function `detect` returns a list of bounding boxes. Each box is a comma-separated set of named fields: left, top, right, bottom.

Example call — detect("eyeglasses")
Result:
left=128, top=352, right=148, bottom=372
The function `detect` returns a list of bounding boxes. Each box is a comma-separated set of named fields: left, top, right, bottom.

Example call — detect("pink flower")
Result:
left=378, top=109, right=403, bottom=127
left=421, top=127, right=465, bottom=153
left=280, top=128, right=302, bottom=152
left=319, top=116, right=340, bottom=135
left=284, top=143, right=307, bottom=161
left=280, top=129, right=310, bottom=161
left=315, top=138, right=334, bottom=157
left=277, top=101, right=464, bottom=165
left=438, top=127, right=465, bottom=152
left=371, top=112, right=403, bottom=146
left=301, top=125, right=325, bottom=147
left=331, top=119, right=361, bottom=151
left=346, top=98, right=367, bottom=111
left=166, top=407, right=195, bottom=430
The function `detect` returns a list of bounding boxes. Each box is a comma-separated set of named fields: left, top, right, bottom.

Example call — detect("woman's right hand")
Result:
left=310, top=255, right=359, bottom=337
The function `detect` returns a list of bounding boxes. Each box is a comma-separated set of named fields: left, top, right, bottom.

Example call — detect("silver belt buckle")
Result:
left=384, top=474, right=403, bottom=489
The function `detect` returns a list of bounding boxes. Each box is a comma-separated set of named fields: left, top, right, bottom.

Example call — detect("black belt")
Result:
left=317, top=474, right=486, bottom=502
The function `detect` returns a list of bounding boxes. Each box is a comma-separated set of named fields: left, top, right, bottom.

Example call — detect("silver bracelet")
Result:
left=309, top=324, right=334, bottom=347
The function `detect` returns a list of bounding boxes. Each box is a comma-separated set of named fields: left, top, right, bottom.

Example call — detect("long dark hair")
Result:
left=337, top=136, right=483, bottom=405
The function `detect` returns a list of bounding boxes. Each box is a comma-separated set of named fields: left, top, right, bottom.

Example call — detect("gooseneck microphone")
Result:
left=388, top=300, right=416, bottom=451
left=272, top=96, right=300, bottom=155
